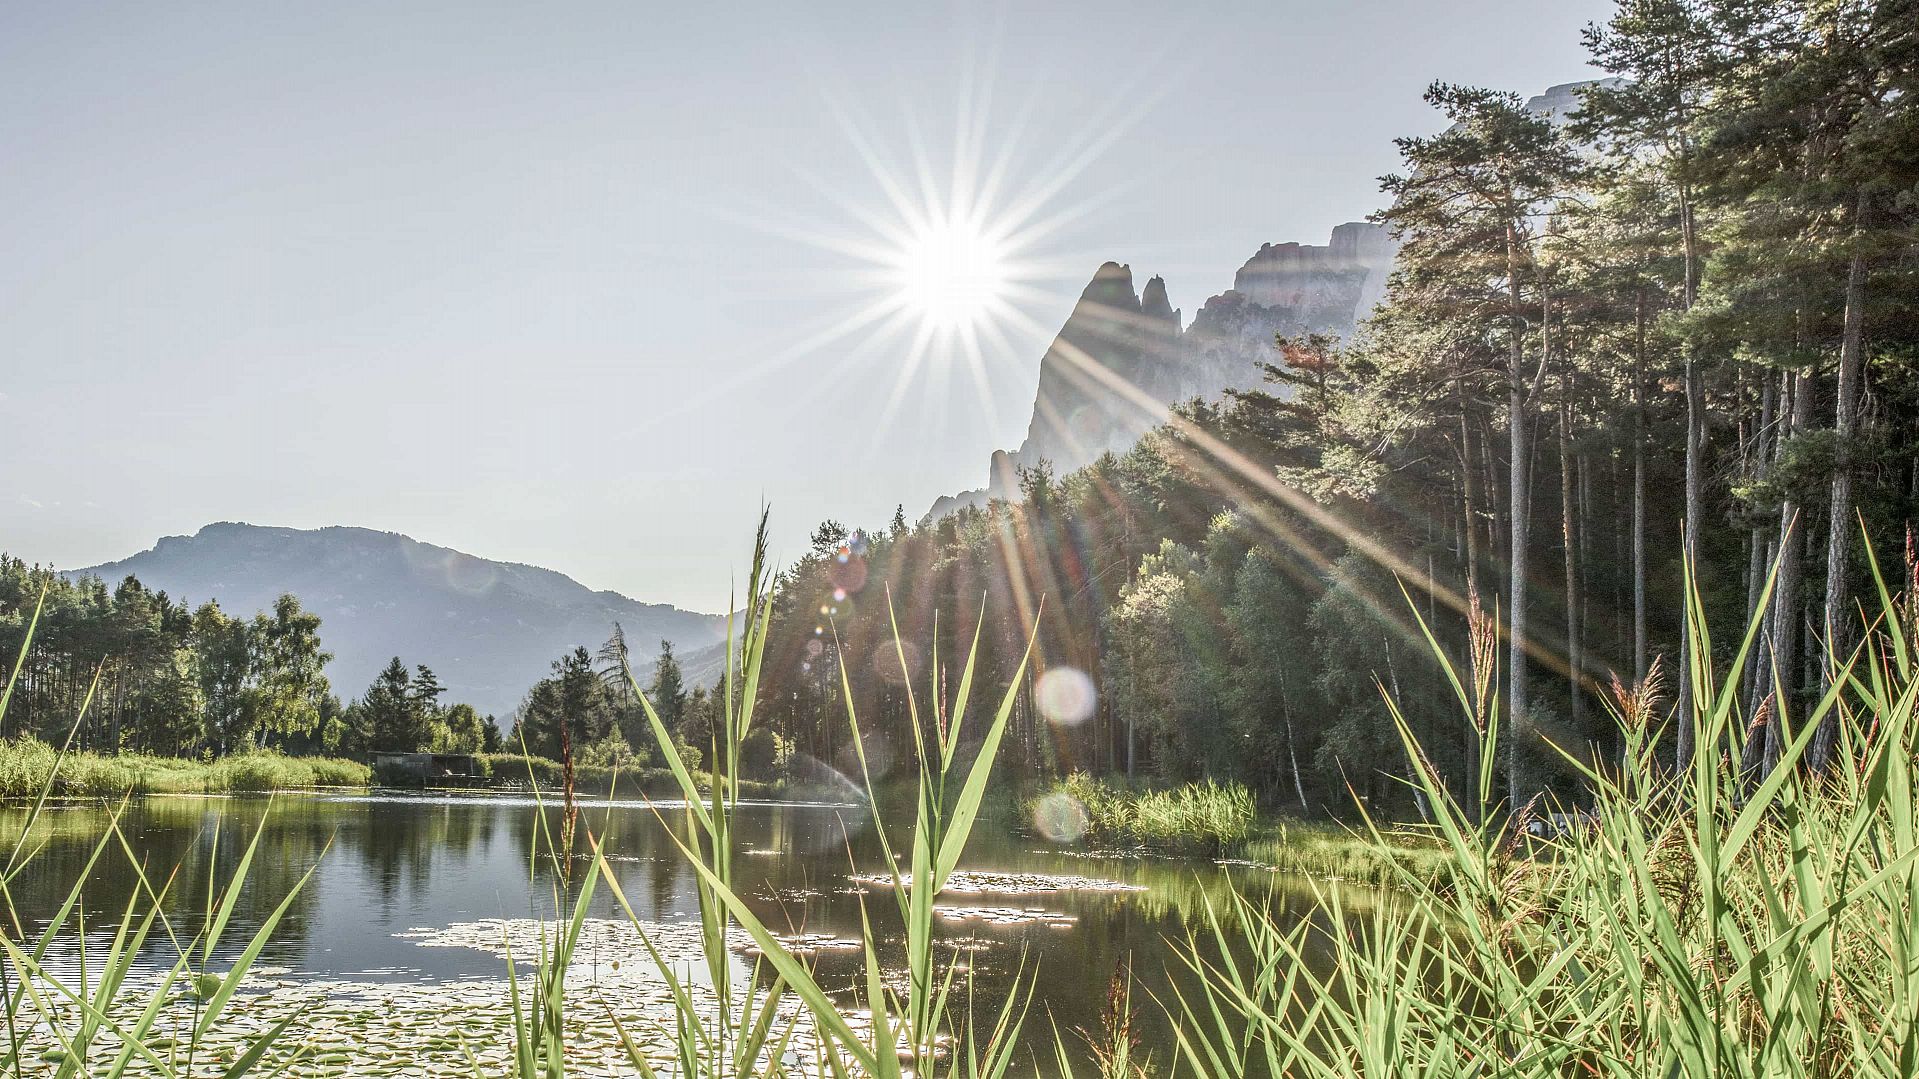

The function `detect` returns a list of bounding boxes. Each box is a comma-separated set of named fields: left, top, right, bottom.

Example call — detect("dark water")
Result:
left=2, top=792, right=1357, bottom=1070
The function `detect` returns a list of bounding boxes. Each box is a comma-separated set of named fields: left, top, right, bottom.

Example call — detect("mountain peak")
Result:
left=1080, top=262, right=1140, bottom=310
left=1140, top=275, right=1179, bottom=325
left=72, top=523, right=726, bottom=716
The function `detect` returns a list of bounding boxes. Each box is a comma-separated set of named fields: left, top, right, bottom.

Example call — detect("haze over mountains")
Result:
left=74, top=523, right=727, bottom=718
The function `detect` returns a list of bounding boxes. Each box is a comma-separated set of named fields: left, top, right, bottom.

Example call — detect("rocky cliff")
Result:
left=925, top=81, right=1613, bottom=522
left=927, top=220, right=1396, bottom=518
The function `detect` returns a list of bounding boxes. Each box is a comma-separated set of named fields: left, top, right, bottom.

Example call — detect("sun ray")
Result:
left=662, top=41, right=1154, bottom=452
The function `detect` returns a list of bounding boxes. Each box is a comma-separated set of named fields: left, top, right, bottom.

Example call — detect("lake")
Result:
left=2, top=792, right=1358, bottom=1075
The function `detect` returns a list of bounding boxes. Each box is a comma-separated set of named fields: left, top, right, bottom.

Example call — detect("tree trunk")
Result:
left=1632, top=290, right=1649, bottom=685
left=1812, top=204, right=1871, bottom=773
left=1278, top=667, right=1307, bottom=811
left=1460, top=409, right=1483, bottom=604
left=1674, top=186, right=1704, bottom=772
left=1743, top=370, right=1780, bottom=719
left=1505, top=227, right=1532, bottom=810
left=1125, top=665, right=1136, bottom=781
left=1559, top=376, right=1582, bottom=734
left=1759, top=371, right=1815, bottom=774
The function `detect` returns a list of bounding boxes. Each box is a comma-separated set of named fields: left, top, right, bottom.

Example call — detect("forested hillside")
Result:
left=71, top=523, right=726, bottom=716
left=748, top=0, right=1919, bottom=816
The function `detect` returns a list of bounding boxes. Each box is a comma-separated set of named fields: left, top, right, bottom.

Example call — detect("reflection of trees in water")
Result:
left=0, top=797, right=328, bottom=955
left=351, top=799, right=501, bottom=907
left=2, top=796, right=1369, bottom=1070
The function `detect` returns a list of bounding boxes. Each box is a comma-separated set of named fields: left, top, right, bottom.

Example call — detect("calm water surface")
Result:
left=4, top=792, right=1360, bottom=1071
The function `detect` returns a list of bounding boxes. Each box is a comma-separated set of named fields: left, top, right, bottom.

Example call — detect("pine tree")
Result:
left=1380, top=82, right=1580, bottom=804
left=649, top=640, right=687, bottom=737
left=360, top=658, right=417, bottom=753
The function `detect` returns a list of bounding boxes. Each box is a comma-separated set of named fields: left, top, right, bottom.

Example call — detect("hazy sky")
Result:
left=2, top=1, right=1609, bottom=612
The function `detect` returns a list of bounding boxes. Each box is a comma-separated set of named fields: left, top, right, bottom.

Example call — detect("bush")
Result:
left=205, top=751, right=369, bottom=792
left=212, top=753, right=310, bottom=792
left=1028, top=773, right=1256, bottom=855
left=0, top=740, right=369, bottom=797
left=1129, top=780, right=1255, bottom=853
left=0, top=737, right=60, bottom=798
left=477, top=753, right=561, bottom=788
left=575, top=733, right=652, bottom=772
left=738, top=729, right=792, bottom=781
left=58, top=753, right=145, bottom=797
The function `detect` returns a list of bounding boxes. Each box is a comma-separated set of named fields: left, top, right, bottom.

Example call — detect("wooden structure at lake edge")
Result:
left=371, top=752, right=481, bottom=786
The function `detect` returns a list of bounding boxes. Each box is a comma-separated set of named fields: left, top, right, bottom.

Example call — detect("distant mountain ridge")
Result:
left=72, top=523, right=727, bottom=718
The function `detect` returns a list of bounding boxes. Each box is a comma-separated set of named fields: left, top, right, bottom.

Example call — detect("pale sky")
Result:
left=2, top=0, right=1608, bottom=612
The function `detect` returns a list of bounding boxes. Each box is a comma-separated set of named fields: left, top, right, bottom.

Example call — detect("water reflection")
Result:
left=1, top=793, right=1364, bottom=1071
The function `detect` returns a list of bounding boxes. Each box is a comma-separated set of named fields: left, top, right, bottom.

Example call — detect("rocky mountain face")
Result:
left=924, top=82, right=1609, bottom=521
left=927, top=220, right=1396, bottom=518
left=74, top=523, right=726, bottom=718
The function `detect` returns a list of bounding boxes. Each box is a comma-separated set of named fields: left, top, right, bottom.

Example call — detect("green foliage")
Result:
left=572, top=730, right=649, bottom=771
left=1033, top=773, right=1256, bottom=855
left=1129, top=781, right=1255, bottom=853
left=736, top=727, right=792, bottom=781
left=476, top=752, right=562, bottom=788
left=356, top=657, right=424, bottom=753
left=512, top=646, right=617, bottom=762
left=206, top=750, right=370, bottom=792
left=0, top=737, right=368, bottom=796
left=1233, top=820, right=1450, bottom=888
left=0, top=560, right=490, bottom=766
left=647, top=638, right=687, bottom=735
left=1168, top=552, right=1919, bottom=1078
left=441, top=702, right=489, bottom=753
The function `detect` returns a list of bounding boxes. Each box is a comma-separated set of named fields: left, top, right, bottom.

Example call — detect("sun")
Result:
left=697, top=63, right=1143, bottom=440
left=891, top=214, right=1010, bottom=334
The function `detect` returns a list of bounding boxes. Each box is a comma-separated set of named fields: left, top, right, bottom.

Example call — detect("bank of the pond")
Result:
left=1021, top=773, right=1446, bottom=887
left=467, top=753, right=786, bottom=800
left=0, top=739, right=799, bottom=801
left=1022, top=773, right=1257, bottom=855
left=0, top=738, right=370, bottom=796
left=1231, top=820, right=1449, bottom=888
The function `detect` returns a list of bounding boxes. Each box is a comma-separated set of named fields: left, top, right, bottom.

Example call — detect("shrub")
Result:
left=738, top=728, right=792, bottom=781
left=0, top=737, right=59, bottom=798
left=477, top=753, right=561, bottom=788
left=0, top=740, right=369, bottom=797
left=206, top=751, right=369, bottom=792
left=307, top=755, right=371, bottom=787
left=575, top=733, right=652, bottom=771
left=1128, top=780, right=1254, bottom=853
left=1029, top=773, right=1255, bottom=855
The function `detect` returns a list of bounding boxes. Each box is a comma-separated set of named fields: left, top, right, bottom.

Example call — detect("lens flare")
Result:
left=830, top=556, right=869, bottom=594
left=1035, top=667, right=1097, bottom=726
left=1032, top=792, right=1089, bottom=843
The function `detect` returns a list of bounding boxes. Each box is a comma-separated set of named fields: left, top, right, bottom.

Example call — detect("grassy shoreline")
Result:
left=0, top=739, right=807, bottom=801
left=1021, top=771, right=1447, bottom=886
left=0, top=737, right=370, bottom=797
left=1230, top=819, right=1449, bottom=887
